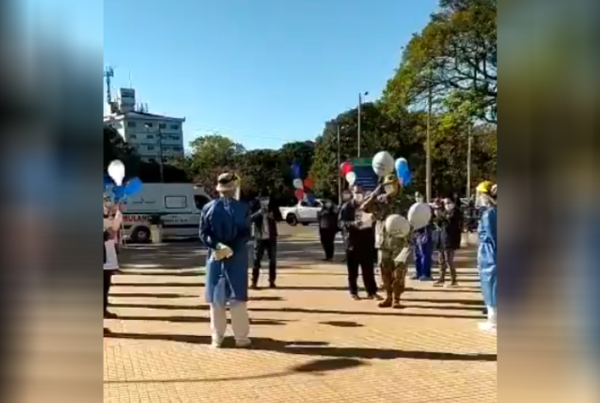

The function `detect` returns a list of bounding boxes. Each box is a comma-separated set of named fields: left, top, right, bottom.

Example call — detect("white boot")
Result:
left=478, top=306, right=497, bottom=333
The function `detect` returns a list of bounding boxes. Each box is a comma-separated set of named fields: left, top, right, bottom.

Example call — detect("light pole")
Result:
left=466, top=124, right=472, bottom=200
left=145, top=123, right=164, bottom=182
left=357, top=91, right=368, bottom=158
left=425, top=85, right=432, bottom=203
left=337, top=123, right=341, bottom=205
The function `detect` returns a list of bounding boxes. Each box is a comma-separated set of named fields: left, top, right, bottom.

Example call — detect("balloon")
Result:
left=408, top=202, right=432, bottom=230
left=372, top=151, right=394, bottom=176
left=340, top=161, right=353, bottom=176
left=394, top=157, right=412, bottom=186
left=108, top=160, right=125, bottom=186
left=305, top=193, right=316, bottom=203
left=125, top=177, right=143, bottom=196
left=290, top=163, right=301, bottom=179
left=292, top=178, right=303, bottom=189
left=112, top=185, right=125, bottom=203
left=303, top=178, right=313, bottom=189
left=294, top=189, right=305, bottom=200
left=385, top=214, right=411, bottom=237
left=345, top=171, right=357, bottom=186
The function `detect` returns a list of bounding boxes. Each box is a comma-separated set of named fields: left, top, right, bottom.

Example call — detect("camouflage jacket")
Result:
left=364, top=193, right=406, bottom=251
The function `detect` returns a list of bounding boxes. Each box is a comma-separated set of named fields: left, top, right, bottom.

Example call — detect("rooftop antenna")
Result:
left=104, top=66, right=114, bottom=105
left=128, top=71, right=132, bottom=88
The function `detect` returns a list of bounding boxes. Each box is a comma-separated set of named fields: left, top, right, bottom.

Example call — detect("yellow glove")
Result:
left=213, top=243, right=234, bottom=261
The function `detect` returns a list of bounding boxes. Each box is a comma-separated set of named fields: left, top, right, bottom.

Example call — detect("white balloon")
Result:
left=108, top=160, right=125, bottom=186
left=408, top=202, right=432, bottom=230
left=292, top=178, right=303, bottom=189
left=345, top=171, right=357, bottom=186
left=372, top=151, right=394, bottom=176
left=385, top=214, right=411, bottom=237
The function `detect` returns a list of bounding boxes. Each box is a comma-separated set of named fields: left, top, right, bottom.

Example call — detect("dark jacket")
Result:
left=318, top=204, right=338, bottom=231
left=338, top=201, right=375, bottom=251
left=433, top=207, right=463, bottom=250
left=251, top=208, right=278, bottom=241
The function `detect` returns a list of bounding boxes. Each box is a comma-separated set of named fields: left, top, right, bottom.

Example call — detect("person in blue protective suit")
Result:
left=411, top=192, right=434, bottom=281
left=476, top=181, right=497, bottom=332
left=199, top=172, right=252, bottom=348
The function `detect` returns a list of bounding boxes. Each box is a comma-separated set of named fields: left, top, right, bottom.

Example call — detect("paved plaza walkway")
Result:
left=104, top=226, right=497, bottom=403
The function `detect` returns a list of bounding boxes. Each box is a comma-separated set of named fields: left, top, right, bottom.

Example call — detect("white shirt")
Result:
left=104, top=239, right=119, bottom=270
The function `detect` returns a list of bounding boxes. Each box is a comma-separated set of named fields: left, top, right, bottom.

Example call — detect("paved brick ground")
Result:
left=104, top=225, right=497, bottom=403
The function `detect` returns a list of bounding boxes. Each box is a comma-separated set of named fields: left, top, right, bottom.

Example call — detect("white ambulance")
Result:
left=115, top=183, right=211, bottom=243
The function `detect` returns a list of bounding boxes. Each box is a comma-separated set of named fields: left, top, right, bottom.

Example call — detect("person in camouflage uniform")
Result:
left=361, top=174, right=412, bottom=308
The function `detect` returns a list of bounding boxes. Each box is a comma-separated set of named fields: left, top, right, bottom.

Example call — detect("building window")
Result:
left=146, top=134, right=154, bottom=140
left=173, top=146, right=182, bottom=151
left=147, top=145, right=155, bottom=151
left=129, top=134, right=137, bottom=139
left=165, top=196, right=187, bottom=209
left=159, top=123, right=166, bottom=129
left=170, top=134, right=180, bottom=141
left=170, top=124, right=179, bottom=130
left=145, top=122, right=153, bottom=128
left=127, top=121, right=136, bottom=128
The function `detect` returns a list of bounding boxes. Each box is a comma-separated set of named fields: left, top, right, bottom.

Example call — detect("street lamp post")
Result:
left=357, top=91, right=368, bottom=158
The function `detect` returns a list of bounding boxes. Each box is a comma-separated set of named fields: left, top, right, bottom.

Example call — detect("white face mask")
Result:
left=354, top=193, right=364, bottom=203
left=475, top=194, right=490, bottom=207
left=445, top=203, right=455, bottom=211
left=384, top=185, right=395, bottom=194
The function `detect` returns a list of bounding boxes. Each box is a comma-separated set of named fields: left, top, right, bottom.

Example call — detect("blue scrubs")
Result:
left=199, top=198, right=251, bottom=304
left=478, top=206, right=497, bottom=308
left=414, top=225, right=433, bottom=279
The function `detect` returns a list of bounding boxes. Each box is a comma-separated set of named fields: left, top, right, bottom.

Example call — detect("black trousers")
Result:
left=252, top=239, right=277, bottom=284
left=103, top=270, right=114, bottom=312
left=319, top=228, right=336, bottom=260
left=346, top=246, right=378, bottom=296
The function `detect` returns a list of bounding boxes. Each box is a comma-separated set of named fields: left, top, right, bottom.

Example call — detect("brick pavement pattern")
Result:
left=104, top=225, right=497, bottom=403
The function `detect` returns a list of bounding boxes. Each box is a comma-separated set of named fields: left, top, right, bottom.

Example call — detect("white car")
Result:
left=279, top=199, right=328, bottom=226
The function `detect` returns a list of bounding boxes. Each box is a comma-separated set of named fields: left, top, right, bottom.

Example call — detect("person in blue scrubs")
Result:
left=411, top=192, right=434, bottom=281
left=199, top=173, right=252, bottom=348
left=476, top=181, right=497, bottom=332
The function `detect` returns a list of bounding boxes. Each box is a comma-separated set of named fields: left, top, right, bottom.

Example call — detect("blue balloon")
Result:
left=305, top=193, right=316, bottom=204
left=395, top=158, right=412, bottom=186
left=125, top=177, right=143, bottom=196
left=291, top=163, right=301, bottom=179
left=112, top=185, right=125, bottom=202
left=103, top=174, right=114, bottom=191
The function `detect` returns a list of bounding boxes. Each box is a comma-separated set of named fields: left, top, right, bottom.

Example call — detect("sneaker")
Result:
left=378, top=299, right=392, bottom=308
left=392, top=301, right=403, bottom=309
left=269, top=282, right=276, bottom=289
left=211, top=337, right=224, bottom=349
left=250, top=283, right=259, bottom=290
left=419, top=276, right=433, bottom=281
left=351, top=294, right=360, bottom=300
left=446, top=282, right=459, bottom=288
left=478, top=321, right=497, bottom=333
left=410, top=274, right=419, bottom=280
left=367, top=293, right=383, bottom=301
left=433, top=280, right=445, bottom=287
left=235, top=339, right=252, bottom=348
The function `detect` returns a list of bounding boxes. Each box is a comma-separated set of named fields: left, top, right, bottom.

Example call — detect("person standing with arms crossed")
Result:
left=338, top=185, right=381, bottom=300
left=433, top=196, right=463, bottom=287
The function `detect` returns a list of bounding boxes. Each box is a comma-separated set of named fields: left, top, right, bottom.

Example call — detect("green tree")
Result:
left=382, top=0, right=497, bottom=123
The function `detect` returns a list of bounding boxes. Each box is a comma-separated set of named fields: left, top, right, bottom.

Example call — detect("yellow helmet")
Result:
left=476, top=181, right=493, bottom=194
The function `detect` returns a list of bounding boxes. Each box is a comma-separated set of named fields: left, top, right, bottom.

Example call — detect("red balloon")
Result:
left=303, top=178, right=313, bottom=189
left=295, top=189, right=305, bottom=200
left=340, top=161, right=353, bottom=176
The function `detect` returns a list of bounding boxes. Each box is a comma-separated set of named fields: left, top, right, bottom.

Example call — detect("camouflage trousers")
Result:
left=378, top=249, right=408, bottom=302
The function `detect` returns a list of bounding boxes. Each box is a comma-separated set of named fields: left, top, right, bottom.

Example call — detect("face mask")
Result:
left=475, top=194, right=490, bottom=208
left=445, top=203, right=455, bottom=211
left=342, top=193, right=351, bottom=201
left=385, top=185, right=395, bottom=194
left=260, top=199, right=269, bottom=207
left=354, top=193, right=364, bottom=203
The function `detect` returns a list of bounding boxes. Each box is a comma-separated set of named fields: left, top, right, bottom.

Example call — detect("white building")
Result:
left=103, top=88, right=186, bottom=163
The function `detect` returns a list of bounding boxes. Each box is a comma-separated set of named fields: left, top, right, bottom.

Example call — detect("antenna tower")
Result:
left=104, top=66, right=114, bottom=105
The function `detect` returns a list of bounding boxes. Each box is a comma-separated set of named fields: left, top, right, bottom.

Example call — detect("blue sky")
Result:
left=104, top=0, right=438, bottom=150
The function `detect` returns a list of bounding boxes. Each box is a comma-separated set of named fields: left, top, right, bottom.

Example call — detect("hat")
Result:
left=381, top=174, right=397, bottom=186
left=476, top=181, right=493, bottom=195
left=216, top=172, right=239, bottom=192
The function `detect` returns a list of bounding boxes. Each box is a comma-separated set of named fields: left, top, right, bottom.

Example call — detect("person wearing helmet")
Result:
left=338, top=184, right=380, bottom=300
left=361, top=174, right=411, bottom=308
left=475, top=180, right=497, bottom=332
